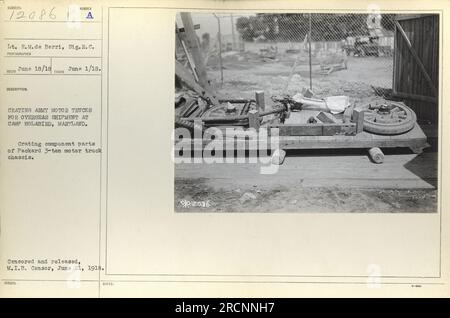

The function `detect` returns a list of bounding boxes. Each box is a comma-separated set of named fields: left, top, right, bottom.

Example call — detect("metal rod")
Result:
left=218, top=99, right=255, bottom=103
left=181, top=107, right=284, bottom=122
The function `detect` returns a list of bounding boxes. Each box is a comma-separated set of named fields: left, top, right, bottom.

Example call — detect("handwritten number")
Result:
left=39, top=9, right=46, bottom=20
left=16, top=11, right=25, bottom=20
left=49, top=7, right=56, bottom=20
left=9, top=7, right=57, bottom=20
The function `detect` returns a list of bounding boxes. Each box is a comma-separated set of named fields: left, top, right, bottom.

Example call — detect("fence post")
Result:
left=230, top=14, right=236, bottom=51
left=213, top=14, right=224, bottom=85
left=308, top=13, right=312, bottom=90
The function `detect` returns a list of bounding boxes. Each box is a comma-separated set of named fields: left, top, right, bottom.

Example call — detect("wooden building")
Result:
left=393, top=14, right=439, bottom=124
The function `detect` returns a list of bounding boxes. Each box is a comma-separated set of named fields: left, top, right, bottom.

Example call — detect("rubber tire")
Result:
left=363, top=103, right=417, bottom=135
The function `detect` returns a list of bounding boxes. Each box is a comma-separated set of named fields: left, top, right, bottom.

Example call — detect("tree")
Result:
left=235, top=13, right=396, bottom=42
left=236, top=16, right=254, bottom=41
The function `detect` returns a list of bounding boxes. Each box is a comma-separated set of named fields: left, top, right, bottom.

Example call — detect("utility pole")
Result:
left=180, top=13, right=208, bottom=88
left=179, top=13, right=219, bottom=106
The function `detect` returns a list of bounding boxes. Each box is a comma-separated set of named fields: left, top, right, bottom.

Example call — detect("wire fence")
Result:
left=176, top=13, right=397, bottom=102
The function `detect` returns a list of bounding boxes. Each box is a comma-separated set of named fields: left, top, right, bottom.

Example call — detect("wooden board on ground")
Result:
left=175, top=152, right=437, bottom=190
left=175, top=124, right=428, bottom=153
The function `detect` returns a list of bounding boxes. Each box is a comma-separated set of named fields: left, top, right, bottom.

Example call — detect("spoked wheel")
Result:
left=363, top=102, right=417, bottom=135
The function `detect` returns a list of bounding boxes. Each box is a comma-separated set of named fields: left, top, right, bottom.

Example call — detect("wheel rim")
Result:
left=363, top=102, right=417, bottom=135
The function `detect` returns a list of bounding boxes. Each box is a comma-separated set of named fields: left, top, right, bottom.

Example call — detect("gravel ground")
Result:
left=175, top=178, right=437, bottom=213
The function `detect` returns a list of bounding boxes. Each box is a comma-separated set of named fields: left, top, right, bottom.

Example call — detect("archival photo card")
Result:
left=0, top=0, right=448, bottom=298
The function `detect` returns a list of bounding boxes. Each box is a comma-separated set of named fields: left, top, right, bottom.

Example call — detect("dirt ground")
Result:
left=175, top=178, right=437, bottom=213
left=174, top=150, right=437, bottom=212
left=208, top=52, right=393, bottom=105
left=175, top=52, right=438, bottom=213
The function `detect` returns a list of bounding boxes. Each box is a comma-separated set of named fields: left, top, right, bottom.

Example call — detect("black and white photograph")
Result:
left=174, top=12, right=439, bottom=213
left=2, top=0, right=449, bottom=299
